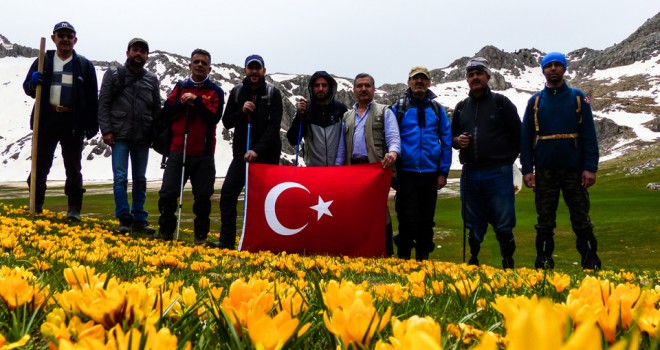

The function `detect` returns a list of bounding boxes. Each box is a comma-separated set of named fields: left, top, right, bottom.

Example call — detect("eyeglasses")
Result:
left=56, top=33, right=75, bottom=39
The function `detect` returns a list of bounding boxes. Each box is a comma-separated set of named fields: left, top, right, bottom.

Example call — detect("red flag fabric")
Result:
left=239, top=163, right=392, bottom=257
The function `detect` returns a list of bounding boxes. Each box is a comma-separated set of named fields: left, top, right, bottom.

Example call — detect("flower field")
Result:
left=0, top=204, right=658, bottom=349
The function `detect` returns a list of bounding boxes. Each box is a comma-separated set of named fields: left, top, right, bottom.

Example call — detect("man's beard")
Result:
left=128, top=57, right=146, bottom=69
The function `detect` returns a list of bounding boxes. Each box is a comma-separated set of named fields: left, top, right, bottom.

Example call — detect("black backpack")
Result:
left=152, top=82, right=183, bottom=159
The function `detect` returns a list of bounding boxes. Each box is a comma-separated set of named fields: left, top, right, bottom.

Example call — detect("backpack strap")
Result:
left=454, top=99, right=466, bottom=120
left=533, top=90, right=582, bottom=148
left=264, top=82, right=274, bottom=108
left=494, top=92, right=505, bottom=112
left=533, top=94, right=541, bottom=147
left=572, top=87, right=583, bottom=124
left=233, top=83, right=244, bottom=104
left=429, top=100, right=442, bottom=120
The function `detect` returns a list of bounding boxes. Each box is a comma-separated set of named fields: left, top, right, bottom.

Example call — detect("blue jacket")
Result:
left=393, top=89, right=452, bottom=176
left=520, top=81, right=599, bottom=174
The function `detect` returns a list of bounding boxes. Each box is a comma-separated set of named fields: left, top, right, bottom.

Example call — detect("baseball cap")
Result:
left=245, top=54, right=265, bottom=67
left=53, top=21, right=76, bottom=34
left=408, top=66, right=430, bottom=79
left=127, top=38, right=149, bottom=52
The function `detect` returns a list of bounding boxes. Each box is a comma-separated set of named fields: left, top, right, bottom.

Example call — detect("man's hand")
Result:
left=180, top=92, right=197, bottom=106
left=244, top=150, right=258, bottom=163
left=242, top=101, right=256, bottom=114
left=523, top=173, right=535, bottom=188
left=455, top=133, right=471, bottom=149
left=381, top=151, right=398, bottom=168
left=582, top=170, right=596, bottom=189
left=295, top=97, right=308, bottom=114
left=102, top=132, right=115, bottom=147
left=436, top=175, right=447, bottom=190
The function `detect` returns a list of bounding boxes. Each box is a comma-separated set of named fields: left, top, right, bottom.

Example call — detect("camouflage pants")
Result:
left=533, top=170, right=600, bottom=269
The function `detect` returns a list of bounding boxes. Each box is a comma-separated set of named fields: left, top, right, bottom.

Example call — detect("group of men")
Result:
left=23, top=21, right=602, bottom=270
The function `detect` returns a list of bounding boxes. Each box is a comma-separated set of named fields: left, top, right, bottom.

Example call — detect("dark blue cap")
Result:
left=53, top=21, right=76, bottom=34
left=245, top=54, right=265, bottom=68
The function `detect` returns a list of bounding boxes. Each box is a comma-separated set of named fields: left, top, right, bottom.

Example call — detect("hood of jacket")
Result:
left=308, top=70, right=337, bottom=104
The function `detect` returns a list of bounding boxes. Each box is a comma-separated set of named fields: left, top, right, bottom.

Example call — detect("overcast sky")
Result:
left=2, top=1, right=658, bottom=84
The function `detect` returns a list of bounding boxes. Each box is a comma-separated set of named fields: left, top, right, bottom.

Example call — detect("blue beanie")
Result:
left=541, top=52, right=567, bottom=71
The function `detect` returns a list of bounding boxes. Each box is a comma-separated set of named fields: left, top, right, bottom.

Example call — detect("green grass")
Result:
left=1, top=147, right=658, bottom=271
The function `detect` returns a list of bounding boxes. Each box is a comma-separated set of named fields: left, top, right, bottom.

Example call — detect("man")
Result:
left=520, top=52, right=601, bottom=270
left=452, top=57, right=521, bottom=269
left=286, top=71, right=348, bottom=166
left=154, top=49, right=224, bottom=243
left=335, top=73, right=400, bottom=257
left=392, top=66, right=452, bottom=260
left=210, top=54, right=283, bottom=249
left=23, top=21, right=98, bottom=220
left=98, top=38, right=160, bottom=234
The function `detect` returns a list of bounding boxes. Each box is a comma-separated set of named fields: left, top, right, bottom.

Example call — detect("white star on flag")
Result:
left=310, top=196, right=333, bottom=221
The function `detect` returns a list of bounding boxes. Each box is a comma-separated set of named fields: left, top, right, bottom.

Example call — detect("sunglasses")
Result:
left=56, top=33, right=75, bottom=39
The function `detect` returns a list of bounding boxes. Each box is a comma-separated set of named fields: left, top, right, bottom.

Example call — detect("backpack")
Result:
left=452, top=92, right=506, bottom=122
left=111, top=66, right=147, bottom=103
left=532, top=88, right=583, bottom=148
left=152, top=81, right=183, bottom=160
left=391, top=96, right=447, bottom=136
left=233, top=82, right=275, bottom=111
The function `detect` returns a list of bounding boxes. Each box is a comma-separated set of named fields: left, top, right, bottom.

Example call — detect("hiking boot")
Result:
left=468, top=256, right=480, bottom=266
left=117, top=214, right=133, bottom=234
left=29, top=204, right=43, bottom=214
left=67, top=207, right=81, bottom=222
left=502, top=256, right=515, bottom=269
left=207, top=241, right=234, bottom=249
left=194, top=238, right=207, bottom=246
left=133, top=221, right=156, bottom=235
left=415, top=251, right=429, bottom=261
left=535, top=256, right=555, bottom=270
left=153, top=231, right=173, bottom=241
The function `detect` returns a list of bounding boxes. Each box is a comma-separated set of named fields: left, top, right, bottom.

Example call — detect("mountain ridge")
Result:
left=0, top=13, right=657, bottom=181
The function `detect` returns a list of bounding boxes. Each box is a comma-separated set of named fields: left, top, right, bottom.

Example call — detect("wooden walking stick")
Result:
left=29, top=37, right=46, bottom=213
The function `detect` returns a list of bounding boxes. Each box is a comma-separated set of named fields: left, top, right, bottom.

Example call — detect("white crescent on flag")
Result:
left=264, top=182, right=310, bottom=236
left=263, top=182, right=336, bottom=236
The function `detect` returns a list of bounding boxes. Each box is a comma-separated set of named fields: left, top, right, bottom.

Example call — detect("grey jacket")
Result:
left=98, top=64, right=161, bottom=144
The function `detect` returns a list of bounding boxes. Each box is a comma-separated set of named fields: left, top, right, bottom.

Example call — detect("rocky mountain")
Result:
left=0, top=13, right=657, bottom=181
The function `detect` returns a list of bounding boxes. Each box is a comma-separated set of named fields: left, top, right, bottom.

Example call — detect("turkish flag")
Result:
left=239, top=163, right=392, bottom=257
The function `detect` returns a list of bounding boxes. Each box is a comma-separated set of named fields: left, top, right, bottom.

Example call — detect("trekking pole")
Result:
left=175, top=106, right=190, bottom=240
left=294, top=122, right=302, bottom=166
left=29, top=37, right=45, bottom=213
left=460, top=132, right=471, bottom=263
left=293, top=94, right=307, bottom=166
left=461, top=169, right=467, bottom=263
left=244, top=97, right=256, bottom=201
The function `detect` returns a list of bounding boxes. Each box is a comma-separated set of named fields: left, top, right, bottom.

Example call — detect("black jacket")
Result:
left=222, top=77, right=282, bottom=164
left=451, top=88, right=521, bottom=169
left=23, top=50, right=99, bottom=139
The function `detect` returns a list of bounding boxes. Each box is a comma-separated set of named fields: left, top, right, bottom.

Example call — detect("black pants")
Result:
left=27, top=114, right=85, bottom=210
left=534, top=170, right=600, bottom=269
left=158, top=152, right=215, bottom=239
left=394, top=171, right=438, bottom=259
left=218, top=158, right=247, bottom=247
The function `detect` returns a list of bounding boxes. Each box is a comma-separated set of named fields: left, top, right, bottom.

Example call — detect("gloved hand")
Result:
left=29, top=72, right=43, bottom=88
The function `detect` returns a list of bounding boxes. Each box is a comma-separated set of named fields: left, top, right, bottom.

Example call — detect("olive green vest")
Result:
left=343, top=102, right=388, bottom=164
